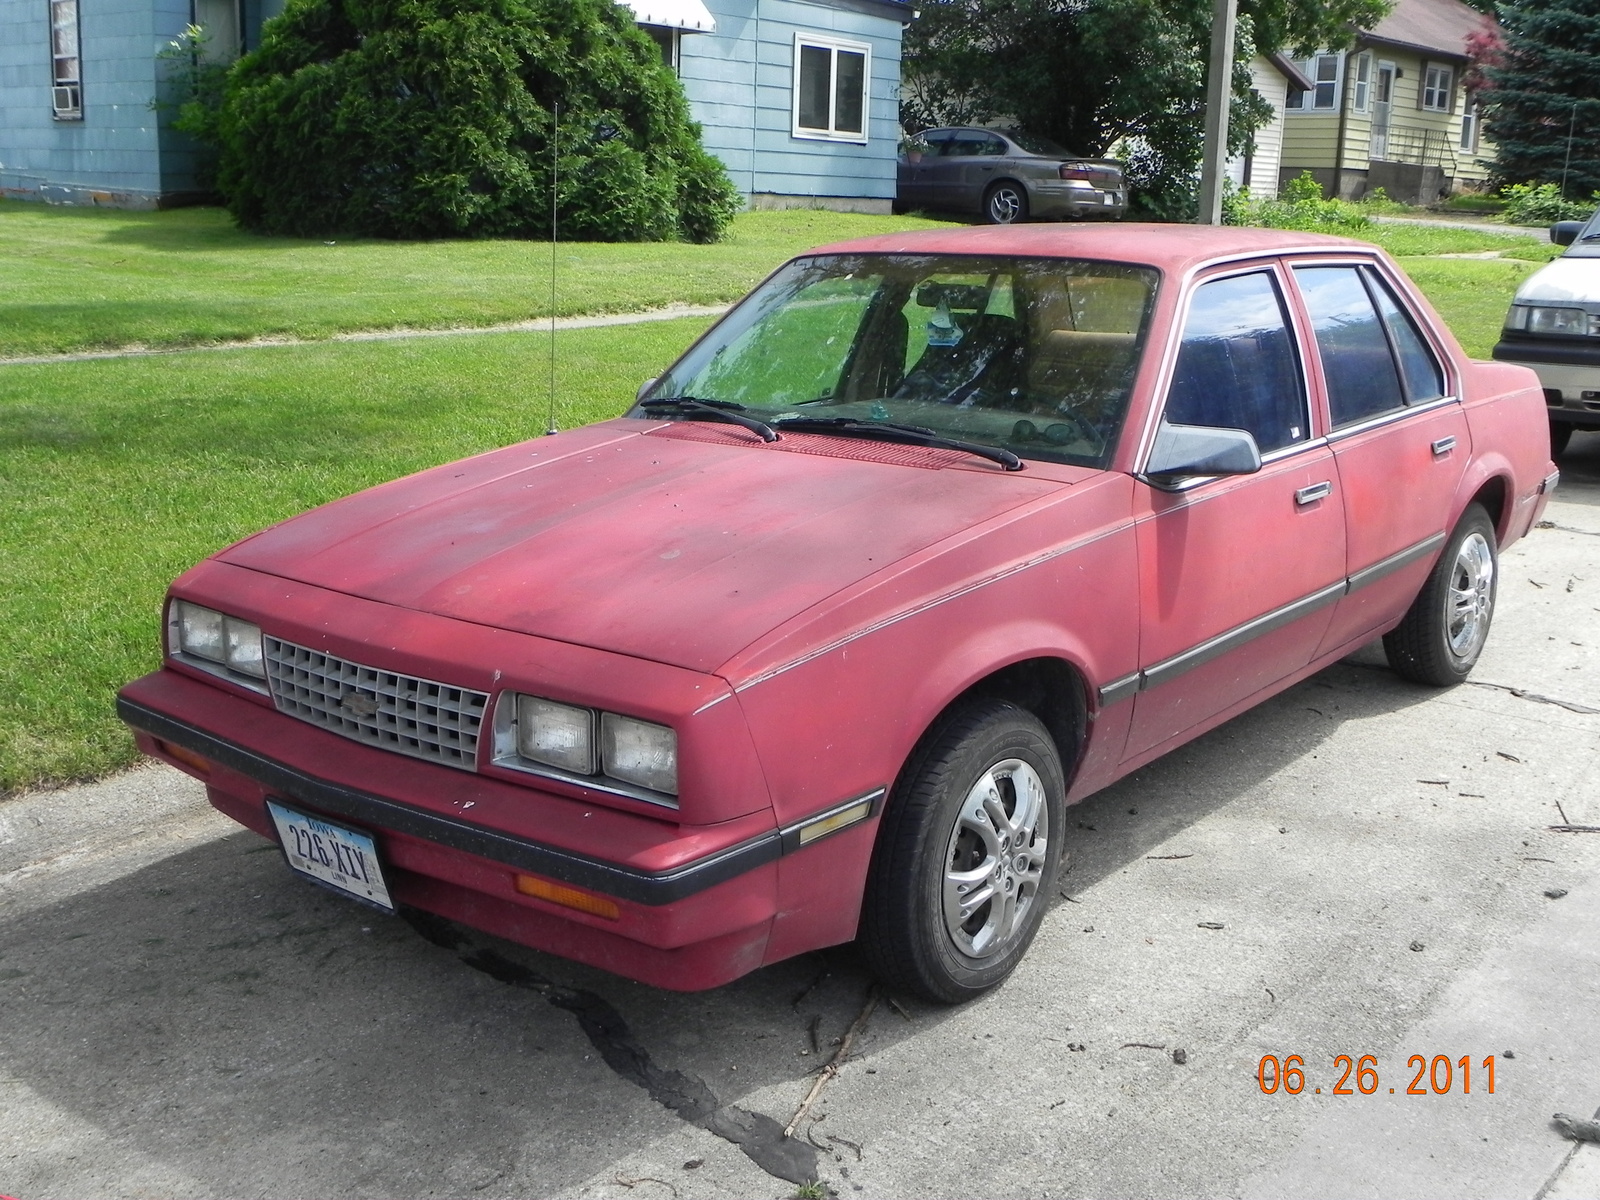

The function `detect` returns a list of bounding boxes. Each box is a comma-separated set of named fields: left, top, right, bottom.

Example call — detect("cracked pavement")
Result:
left=3, top=436, right=1599, bottom=1199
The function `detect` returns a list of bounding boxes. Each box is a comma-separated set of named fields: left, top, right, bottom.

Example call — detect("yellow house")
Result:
left=1277, top=0, right=1493, bottom=203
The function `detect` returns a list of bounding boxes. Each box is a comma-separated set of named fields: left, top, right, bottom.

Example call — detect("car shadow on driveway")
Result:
left=0, top=649, right=1436, bottom=1197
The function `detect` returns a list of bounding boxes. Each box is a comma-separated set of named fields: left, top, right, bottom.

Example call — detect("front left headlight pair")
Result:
left=169, top=600, right=267, bottom=688
left=502, top=694, right=678, bottom=798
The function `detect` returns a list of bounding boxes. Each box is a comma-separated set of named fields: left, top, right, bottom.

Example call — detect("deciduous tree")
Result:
left=901, top=0, right=1388, bottom=218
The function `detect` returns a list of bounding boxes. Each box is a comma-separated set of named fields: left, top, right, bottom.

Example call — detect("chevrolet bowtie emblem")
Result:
left=340, top=693, right=380, bottom=717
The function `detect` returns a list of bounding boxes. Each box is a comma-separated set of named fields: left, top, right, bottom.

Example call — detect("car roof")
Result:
left=802, top=222, right=1377, bottom=274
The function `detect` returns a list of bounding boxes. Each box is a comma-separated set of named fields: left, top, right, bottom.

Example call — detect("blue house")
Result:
left=0, top=0, right=910, bottom=212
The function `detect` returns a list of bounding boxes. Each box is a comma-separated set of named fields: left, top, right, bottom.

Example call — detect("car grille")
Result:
left=264, top=637, right=488, bottom=771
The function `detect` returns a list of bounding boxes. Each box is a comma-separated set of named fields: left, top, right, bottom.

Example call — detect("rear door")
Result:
left=1124, top=264, right=1347, bottom=761
left=900, top=130, right=953, bottom=208
left=1289, top=262, right=1469, bottom=651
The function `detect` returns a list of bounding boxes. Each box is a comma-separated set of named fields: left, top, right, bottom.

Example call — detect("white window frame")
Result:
left=1352, top=52, right=1371, bottom=113
left=791, top=32, right=871, bottom=144
left=1460, top=99, right=1478, bottom=151
left=1286, top=52, right=1343, bottom=112
left=49, top=0, right=81, bottom=120
left=1423, top=63, right=1453, bottom=112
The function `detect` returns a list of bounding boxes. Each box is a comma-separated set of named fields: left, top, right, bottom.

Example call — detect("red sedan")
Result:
left=119, top=224, right=1557, bottom=1003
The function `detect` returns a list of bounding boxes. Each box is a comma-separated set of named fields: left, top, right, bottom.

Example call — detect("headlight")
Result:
left=171, top=600, right=267, bottom=684
left=495, top=692, right=678, bottom=801
left=1507, top=305, right=1596, bottom=335
left=600, top=713, right=678, bottom=796
left=515, top=696, right=595, bottom=774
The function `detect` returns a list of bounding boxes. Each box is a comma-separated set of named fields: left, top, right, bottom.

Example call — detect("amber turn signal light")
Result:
left=156, top=739, right=212, bottom=777
left=514, top=873, right=620, bottom=920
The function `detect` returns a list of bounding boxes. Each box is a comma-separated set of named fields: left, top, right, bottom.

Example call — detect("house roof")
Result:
left=1266, top=52, right=1314, bottom=92
left=1361, top=0, right=1490, bottom=61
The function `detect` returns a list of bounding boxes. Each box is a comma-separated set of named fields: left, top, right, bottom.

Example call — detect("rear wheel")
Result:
left=1551, top=421, right=1574, bottom=457
left=860, top=700, right=1064, bottom=1004
left=983, top=181, right=1029, bottom=225
left=1384, top=504, right=1497, bottom=686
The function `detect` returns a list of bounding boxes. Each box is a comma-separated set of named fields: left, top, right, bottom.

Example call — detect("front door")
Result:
left=1289, top=263, right=1470, bottom=652
left=1125, top=266, right=1347, bottom=761
left=1371, top=62, right=1395, bottom=160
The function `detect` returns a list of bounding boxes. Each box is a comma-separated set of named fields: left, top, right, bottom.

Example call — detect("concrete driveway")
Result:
left=4, top=436, right=1600, bottom=1200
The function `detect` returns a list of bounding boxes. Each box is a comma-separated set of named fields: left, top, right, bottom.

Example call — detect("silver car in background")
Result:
left=1492, top=205, right=1600, bottom=456
left=897, top=127, right=1127, bottom=224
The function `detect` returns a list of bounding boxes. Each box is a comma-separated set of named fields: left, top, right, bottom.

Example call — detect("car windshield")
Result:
left=638, top=254, right=1159, bottom=468
left=1004, top=130, right=1073, bottom=158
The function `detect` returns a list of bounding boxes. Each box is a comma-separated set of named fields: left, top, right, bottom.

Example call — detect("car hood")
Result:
left=220, top=420, right=1064, bottom=674
left=1515, top=256, right=1600, bottom=304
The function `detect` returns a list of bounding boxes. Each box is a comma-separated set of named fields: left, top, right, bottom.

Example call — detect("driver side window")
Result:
left=1164, top=271, right=1308, bottom=455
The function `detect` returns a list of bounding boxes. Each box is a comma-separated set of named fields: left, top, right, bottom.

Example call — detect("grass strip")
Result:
left=0, top=204, right=945, bottom=358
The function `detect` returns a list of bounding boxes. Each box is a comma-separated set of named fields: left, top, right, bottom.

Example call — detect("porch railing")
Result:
left=1369, top=122, right=1459, bottom=175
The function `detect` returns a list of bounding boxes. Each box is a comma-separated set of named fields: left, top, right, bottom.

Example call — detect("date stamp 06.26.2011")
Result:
left=1258, top=1054, right=1502, bottom=1096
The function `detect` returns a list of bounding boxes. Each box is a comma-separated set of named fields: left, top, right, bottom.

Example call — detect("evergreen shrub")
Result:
left=214, top=0, right=744, bottom=242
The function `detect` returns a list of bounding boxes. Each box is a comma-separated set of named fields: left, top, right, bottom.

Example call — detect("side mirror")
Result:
left=1551, top=221, right=1583, bottom=246
left=1144, top=422, right=1262, bottom=482
left=636, top=377, right=658, bottom=404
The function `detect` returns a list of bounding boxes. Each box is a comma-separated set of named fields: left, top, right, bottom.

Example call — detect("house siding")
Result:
left=0, top=0, right=199, bottom=205
left=678, top=0, right=902, bottom=208
left=1227, top=57, right=1288, bottom=198
left=1278, top=42, right=1494, bottom=200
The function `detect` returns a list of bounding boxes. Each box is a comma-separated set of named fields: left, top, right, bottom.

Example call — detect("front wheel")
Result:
left=983, top=181, right=1029, bottom=225
left=1383, top=504, right=1498, bottom=686
left=860, top=700, right=1065, bottom=1004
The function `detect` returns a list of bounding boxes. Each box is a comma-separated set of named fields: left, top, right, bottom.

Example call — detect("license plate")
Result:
left=1103, top=192, right=1116, bottom=205
left=267, top=800, right=394, bottom=912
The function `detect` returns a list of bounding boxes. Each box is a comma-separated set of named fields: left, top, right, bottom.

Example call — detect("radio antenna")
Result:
left=545, top=101, right=560, bottom=436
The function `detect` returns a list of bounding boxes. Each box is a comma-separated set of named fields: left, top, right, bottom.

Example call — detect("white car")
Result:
left=1493, top=206, right=1600, bottom=455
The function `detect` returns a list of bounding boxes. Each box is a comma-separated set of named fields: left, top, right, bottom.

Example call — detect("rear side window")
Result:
left=1366, top=272, right=1446, bottom=402
left=1295, top=265, right=1444, bottom=425
left=1164, top=271, right=1308, bottom=454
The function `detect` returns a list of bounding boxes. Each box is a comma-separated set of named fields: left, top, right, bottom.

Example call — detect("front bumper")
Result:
left=119, top=668, right=877, bottom=990
left=1492, top=339, right=1600, bottom=427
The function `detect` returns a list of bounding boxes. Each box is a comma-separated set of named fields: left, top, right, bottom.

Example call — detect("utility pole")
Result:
left=1196, top=0, right=1239, bottom=224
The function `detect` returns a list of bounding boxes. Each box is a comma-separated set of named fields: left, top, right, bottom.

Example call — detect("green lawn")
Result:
left=0, top=202, right=1552, bottom=793
left=0, top=203, right=948, bottom=358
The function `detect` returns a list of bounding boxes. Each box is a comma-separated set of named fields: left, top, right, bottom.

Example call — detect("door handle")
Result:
left=1295, top=481, right=1333, bottom=506
left=1431, top=435, right=1457, bottom=456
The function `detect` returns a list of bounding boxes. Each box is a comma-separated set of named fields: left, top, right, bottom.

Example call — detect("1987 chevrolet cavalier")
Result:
left=119, top=225, right=1557, bottom=1003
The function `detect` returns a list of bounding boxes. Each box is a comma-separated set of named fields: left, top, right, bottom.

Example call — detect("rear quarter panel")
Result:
left=1456, top=359, right=1555, bottom=547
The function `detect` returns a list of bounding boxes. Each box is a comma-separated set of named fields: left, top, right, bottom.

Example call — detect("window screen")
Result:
left=797, top=44, right=831, bottom=131
left=1295, top=266, right=1406, bottom=426
left=833, top=49, right=864, bottom=134
left=1164, top=272, right=1308, bottom=454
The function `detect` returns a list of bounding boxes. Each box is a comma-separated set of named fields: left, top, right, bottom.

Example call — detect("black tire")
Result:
left=1551, top=421, right=1574, bottom=457
left=860, top=700, right=1065, bottom=1004
left=1383, top=504, right=1498, bottom=687
left=983, top=181, right=1029, bottom=225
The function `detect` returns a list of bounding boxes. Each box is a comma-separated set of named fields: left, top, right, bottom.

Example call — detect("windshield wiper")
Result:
left=773, top=417, right=1024, bottom=471
left=639, top=397, right=779, bottom=442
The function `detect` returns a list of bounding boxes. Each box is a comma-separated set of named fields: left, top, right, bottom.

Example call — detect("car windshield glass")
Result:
left=639, top=254, right=1159, bottom=468
left=1005, top=130, right=1072, bottom=157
